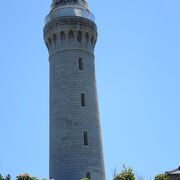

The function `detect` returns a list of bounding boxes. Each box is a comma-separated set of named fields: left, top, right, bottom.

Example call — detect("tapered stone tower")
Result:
left=43, top=1, right=105, bottom=180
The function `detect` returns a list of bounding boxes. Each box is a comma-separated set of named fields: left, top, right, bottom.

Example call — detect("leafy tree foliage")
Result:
left=16, top=174, right=39, bottom=180
left=155, top=174, right=168, bottom=180
left=5, top=175, right=11, bottom=180
left=0, top=174, right=11, bottom=180
left=0, top=174, right=4, bottom=180
left=113, top=165, right=135, bottom=180
left=81, top=177, right=89, bottom=180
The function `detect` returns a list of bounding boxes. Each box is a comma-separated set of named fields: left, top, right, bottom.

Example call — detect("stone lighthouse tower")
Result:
left=43, top=0, right=105, bottom=180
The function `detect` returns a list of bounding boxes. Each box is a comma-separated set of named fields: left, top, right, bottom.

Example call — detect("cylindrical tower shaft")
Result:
left=44, top=2, right=105, bottom=180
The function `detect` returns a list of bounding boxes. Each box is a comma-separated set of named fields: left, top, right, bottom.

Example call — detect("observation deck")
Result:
left=45, top=4, right=95, bottom=25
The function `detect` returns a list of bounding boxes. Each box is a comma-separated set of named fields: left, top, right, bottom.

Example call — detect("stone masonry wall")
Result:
left=44, top=17, right=106, bottom=180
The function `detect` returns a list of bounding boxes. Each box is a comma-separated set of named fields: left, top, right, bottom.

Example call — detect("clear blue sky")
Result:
left=0, top=0, right=180, bottom=179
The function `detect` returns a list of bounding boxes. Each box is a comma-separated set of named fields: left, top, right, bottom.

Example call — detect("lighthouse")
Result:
left=43, top=0, right=105, bottom=179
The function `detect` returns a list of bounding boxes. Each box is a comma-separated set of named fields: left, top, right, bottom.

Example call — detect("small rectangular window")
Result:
left=81, top=93, right=85, bottom=106
left=84, top=131, right=88, bottom=146
left=86, top=172, right=90, bottom=179
left=79, top=58, right=83, bottom=70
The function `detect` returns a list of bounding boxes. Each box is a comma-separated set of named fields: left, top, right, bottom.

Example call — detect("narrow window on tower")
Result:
left=53, top=34, right=57, bottom=46
left=86, top=172, right=90, bottom=179
left=69, top=30, right=74, bottom=40
left=86, top=33, right=89, bottom=43
left=91, top=36, right=94, bottom=45
left=81, top=93, right=85, bottom=106
left=84, top=131, right=88, bottom=146
left=79, top=58, right=83, bottom=70
left=60, top=31, right=65, bottom=41
left=77, top=31, right=82, bottom=42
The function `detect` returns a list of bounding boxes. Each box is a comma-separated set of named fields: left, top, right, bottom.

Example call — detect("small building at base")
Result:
left=166, top=166, right=180, bottom=180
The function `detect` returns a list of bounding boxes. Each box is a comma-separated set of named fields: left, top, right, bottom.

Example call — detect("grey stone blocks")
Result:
left=44, top=16, right=105, bottom=180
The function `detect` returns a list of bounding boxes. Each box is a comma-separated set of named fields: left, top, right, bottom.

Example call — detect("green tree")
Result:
left=5, top=175, right=10, bottom=180
left=113, top=165, right=135, bottom=180
left=16, top=174, right=39, bottom=180
left=31, top=177, right=39, bottom=180
left=155, top=174, right=168, bottom=180
left=0, top=174, right=4, bottom=180
left=81, top=177, right=89, bottom=180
